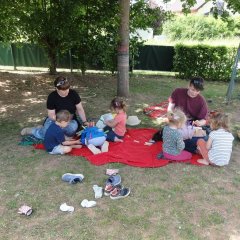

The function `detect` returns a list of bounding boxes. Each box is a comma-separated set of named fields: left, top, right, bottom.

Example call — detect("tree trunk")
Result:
left=117, top=0, right=130, bottom=97
left=48, top=50, right=57, bottom=75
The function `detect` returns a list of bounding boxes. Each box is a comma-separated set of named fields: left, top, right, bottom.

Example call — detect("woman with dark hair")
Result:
left=168, top=76, right=208, bottom=126
left=21, top=76, right=88, bottom=140
left=167, top=76, right=209, bottom=153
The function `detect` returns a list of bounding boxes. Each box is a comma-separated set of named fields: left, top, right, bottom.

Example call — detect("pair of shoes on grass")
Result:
left=62, top=173, right=84, bottom=184
left=104, top=175, right=130, bottom=200
left=87, top=141, right=109, bottom=155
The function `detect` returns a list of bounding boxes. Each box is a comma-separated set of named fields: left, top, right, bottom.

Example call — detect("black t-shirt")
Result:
left=47, top=89, right=81, bottom=118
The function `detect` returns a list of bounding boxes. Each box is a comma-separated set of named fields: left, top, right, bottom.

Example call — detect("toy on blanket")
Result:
left=80, top=126, right=109, bottom=154
left=96, top=113, right=115, bottom=129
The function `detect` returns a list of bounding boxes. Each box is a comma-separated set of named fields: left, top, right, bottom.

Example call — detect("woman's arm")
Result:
left=76, top=102, right=87, bottom=123
left=167, top=102, right=175, bottom=112
left=47, top=109, right=56, bottom=121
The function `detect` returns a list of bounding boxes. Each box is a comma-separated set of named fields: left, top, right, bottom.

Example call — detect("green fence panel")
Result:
left=0, top=43, right=175, bottom=72
left=12, top=43, right=48, bottom=67
left=134, top=45, right=175, bottom=71
left=0, top=43, right=14, bottom=66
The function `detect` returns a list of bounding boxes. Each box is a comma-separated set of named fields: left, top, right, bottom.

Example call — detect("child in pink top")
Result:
left=104, top=97, right=127, bottom=142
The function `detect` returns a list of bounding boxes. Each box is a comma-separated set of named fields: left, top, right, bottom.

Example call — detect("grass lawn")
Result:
left=0, top=71, right=240, bottom=240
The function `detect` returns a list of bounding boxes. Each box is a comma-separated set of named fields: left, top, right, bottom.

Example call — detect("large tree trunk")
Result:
left=117, top=0, right=130, bottom=97
left=48, top=48, right=57, bottom=75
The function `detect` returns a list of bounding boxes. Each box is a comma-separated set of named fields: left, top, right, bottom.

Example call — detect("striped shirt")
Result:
left=208, top=128, right=234, bottom=166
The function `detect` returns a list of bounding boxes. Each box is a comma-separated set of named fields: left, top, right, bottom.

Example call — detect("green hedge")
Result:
left=174, top=44, right=237, bottom=81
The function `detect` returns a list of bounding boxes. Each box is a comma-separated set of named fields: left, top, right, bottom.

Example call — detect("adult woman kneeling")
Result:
left=21, top=76, right=88, bottom=139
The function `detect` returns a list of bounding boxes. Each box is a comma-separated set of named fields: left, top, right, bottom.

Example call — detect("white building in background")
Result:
left=147, top=0, right=235, bottom=15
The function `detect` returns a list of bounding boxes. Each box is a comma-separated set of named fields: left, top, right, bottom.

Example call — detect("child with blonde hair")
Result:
left=160, top=108, right=192, bottom=160
left=104, top=97, right=127, bottom=142
left=197, top=112, right=234, bottom=166
left=44, top=110, right=82, bottom=155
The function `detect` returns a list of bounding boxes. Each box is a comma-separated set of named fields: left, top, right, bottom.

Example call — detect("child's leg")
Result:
left=163, top=150, right=192, bottom=161
left=62, top=146, right=72, bottom=154
left=114, top=137, right=123, bottom=142
left=197, top=139, right=209, bottom=160
left=49, top=145, right=72, bottom=155
left=197, top=139, right=211, bottom=165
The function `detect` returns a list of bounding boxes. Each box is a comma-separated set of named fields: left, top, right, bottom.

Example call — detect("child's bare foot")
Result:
left=197, top=159, right=209, bottom=165
left=101, top=141, right=109, bottom=152
left=114, top=137, right=123, bottom=142
left=87, top=144, right=101, bottom=154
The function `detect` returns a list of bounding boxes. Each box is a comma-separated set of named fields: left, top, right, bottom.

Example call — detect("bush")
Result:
left=162, top=15, right=237, bottom=41
left=174, top=44, right=237, bottom=81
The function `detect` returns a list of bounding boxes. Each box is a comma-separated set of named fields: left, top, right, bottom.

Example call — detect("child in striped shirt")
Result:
left=197, top=112, right=234, bottom=166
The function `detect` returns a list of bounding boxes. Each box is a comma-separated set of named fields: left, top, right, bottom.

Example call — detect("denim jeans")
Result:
left=32, top=117, right=78, bottom=140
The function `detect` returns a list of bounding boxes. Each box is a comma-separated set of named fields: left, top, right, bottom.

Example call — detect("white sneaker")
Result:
left=81, top=199, right=97, bottom=208
left=59, top=203, right=74, bottom=212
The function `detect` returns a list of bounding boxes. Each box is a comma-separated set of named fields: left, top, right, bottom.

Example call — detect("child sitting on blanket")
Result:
left=44, top=110, right=82, bottom=155
left=197, top=112, right=234, bottom=166
left=159, top=108, right=192, bottom=161
left=103, top=97, right=127, bottom=142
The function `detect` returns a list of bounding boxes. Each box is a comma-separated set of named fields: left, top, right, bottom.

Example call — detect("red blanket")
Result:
left=143, top=100, right=168, bottom=119
left=34, top=128, right=202, bottom=168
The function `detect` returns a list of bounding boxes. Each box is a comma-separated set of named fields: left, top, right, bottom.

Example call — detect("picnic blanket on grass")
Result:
left=143, top=100, right=168, bottom=119
left=34, top=128, right=202, bottom=168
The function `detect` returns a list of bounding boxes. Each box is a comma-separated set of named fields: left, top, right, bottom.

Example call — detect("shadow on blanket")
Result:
left=34, top=128, right=203, bottom=168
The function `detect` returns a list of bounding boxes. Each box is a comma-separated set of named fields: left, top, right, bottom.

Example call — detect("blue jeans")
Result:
left=184, top=136, right=208, bottom=153
left=32, top=118, right=78, bottom=140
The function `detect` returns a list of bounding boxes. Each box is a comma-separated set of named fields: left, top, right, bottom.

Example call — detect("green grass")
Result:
left=0, top=72, right=240, bottom=239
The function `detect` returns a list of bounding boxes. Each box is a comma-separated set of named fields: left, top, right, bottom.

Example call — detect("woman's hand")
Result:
left=192, top=119, right=206, bottom=127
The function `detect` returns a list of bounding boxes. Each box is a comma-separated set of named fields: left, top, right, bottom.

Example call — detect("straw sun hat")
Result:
left=126, top=116, right=141, bottom=126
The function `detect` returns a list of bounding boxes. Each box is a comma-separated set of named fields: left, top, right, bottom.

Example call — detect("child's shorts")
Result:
left=106, top=130, right=123, bottom=142
left=49, top=145, right=64, bottom=155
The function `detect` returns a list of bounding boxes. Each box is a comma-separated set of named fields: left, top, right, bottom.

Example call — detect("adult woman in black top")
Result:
left=21, top=76, right=88, bottom=139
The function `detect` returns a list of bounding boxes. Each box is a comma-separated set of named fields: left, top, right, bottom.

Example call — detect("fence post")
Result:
left=69, top=49, right=73, bottom=73
left=226, top=44, right=240, bottom=103
left=10, top=43, right=17, bottom=70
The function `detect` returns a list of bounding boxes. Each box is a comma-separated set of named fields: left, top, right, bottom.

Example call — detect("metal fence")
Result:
left=0, top=43, right=174, bottom=72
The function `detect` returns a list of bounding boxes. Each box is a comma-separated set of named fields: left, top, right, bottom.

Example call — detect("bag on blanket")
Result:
left=96, top=113, right=114, bottom=129
left=80, top=126, right=106, bottom=147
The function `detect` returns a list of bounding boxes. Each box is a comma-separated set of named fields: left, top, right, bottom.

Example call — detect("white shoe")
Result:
left=59, top=203, right=74, bottom=212
left=87, top=144, right=101, bottom=155
left=81, top=199, right=97, bottom=208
